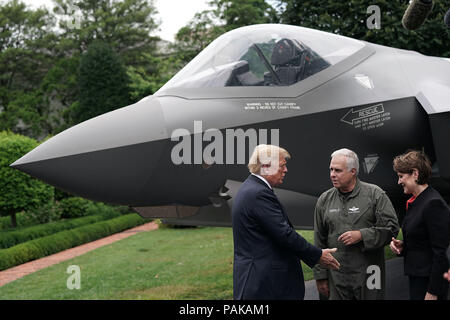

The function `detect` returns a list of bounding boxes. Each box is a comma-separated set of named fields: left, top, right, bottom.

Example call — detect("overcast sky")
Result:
left=20, top=0, right=212, bottom=42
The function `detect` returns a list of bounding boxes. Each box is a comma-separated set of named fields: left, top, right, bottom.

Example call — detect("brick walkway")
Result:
left=0, top=221, right=158, bottom=287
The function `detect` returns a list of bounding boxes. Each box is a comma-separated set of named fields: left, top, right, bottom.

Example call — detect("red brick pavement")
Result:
left=0, top=221, right=158, bottom=287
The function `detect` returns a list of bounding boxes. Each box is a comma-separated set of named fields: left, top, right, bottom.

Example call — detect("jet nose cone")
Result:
left=12, top=96, right=169, bottom=205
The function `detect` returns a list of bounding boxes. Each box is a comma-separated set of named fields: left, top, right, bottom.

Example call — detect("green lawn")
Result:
left=0, top=227, right=399, bottom=300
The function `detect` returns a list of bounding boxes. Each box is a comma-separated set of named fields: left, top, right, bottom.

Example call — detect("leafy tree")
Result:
left=66, top=41, right=131, bottom=125
left=277, top=0, right=450, bottom=57
left=174, top=10, right=226, bottom=63
left=41, top=57, right=80, bottom=113
left=47, top=0, right=161, bottom=131
left=127, top=52, right=183, bottom=100
left=0, top=131, right=54, bottom=227
left=52, top=0, right=160, bottom=66
left=0, top=0, right=58, bottom=138
left=172, top=0, right=279, bottom=64
left=211, top=0, right=280, bottom=31
left=0, top=0, right=161, bottom=137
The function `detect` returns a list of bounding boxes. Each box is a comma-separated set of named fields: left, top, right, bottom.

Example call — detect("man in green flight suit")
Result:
left=313, top=148, right=400, bottom=300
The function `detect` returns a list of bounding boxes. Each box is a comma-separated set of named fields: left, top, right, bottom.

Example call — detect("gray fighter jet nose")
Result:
left=11, top=96, right=169, bottom=205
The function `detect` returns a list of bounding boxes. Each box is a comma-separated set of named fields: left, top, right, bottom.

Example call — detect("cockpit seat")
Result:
left=226, top=61, right=264, bottom=86
left=269, top=38, right=306, bottom=86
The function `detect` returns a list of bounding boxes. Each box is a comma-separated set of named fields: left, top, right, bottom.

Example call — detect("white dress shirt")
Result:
left=251, top=173, right=273, bottom=190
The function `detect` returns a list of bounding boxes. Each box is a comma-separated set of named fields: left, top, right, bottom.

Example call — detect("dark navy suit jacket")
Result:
left=232, top=174, right=322, bottom=300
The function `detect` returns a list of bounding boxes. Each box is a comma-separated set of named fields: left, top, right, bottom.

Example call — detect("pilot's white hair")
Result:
left=331, top=148, right=359, bottom=175
left=248, top=144, right=290, bottom=175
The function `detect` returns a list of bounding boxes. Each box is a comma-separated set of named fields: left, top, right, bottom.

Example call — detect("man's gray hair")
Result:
left=331, top=148, right=359, bottom=175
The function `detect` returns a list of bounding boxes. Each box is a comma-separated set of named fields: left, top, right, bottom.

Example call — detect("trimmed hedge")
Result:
left=0, top=214, right=146, bottom=271
left=0, top=210, right=121, bottom=249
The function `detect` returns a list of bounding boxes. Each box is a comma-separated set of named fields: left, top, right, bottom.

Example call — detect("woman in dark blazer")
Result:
left=390, top=150, right=449, bottom=300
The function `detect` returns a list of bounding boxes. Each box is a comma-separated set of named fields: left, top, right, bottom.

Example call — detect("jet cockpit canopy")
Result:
left=159, top=24, right=366, bottom=90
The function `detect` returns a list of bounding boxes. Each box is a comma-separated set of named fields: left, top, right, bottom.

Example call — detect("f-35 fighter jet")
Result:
left=11, top=24, right=450, bottom=229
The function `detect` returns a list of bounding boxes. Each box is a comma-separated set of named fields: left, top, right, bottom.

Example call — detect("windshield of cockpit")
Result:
left=159, top=24, right=365, bottom=89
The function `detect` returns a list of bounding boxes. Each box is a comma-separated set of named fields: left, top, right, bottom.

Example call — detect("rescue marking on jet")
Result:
left=341, top=104, right=392, bottom=131
left=341, top=104, right=384, bottom=125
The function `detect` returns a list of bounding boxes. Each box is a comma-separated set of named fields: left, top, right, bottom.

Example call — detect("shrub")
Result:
left=58, top=197, right=92, bottom=218
left=0, top=131, right=54, bottom=227
left=54, top=188, right=72, bottom=201
left=85, top=202, right=120, bottom=216
left=0, top=214, right=145, bottom=270
left=25, top=202, right=62, bottom=225
left=114, top=205, right=133, bottom=215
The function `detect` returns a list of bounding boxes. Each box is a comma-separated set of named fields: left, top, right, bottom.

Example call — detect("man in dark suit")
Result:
left=232, top=144, right=340, bottom=300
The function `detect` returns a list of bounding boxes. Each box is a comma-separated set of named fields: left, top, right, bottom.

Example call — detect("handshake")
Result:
left=317, top=230, right=364, bottom=270
left=318, top=248, right=340, bottom=270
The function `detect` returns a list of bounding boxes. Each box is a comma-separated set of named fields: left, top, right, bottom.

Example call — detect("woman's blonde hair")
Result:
left=248, top=144, right=290, bottom=174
